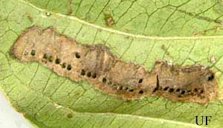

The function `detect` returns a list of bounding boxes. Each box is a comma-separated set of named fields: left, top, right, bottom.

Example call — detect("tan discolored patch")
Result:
left=152, top=61, right=217, bottom=104
left=11, top=26, right=218, bottom=104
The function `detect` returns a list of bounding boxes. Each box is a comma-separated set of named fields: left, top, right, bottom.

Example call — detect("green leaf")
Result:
left=26, top=0, right=223, bottom=36
left=0, top=0, right=223, bottom=128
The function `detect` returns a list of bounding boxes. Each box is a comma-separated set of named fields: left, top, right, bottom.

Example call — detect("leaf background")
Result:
left=0, top=0, right=223, bottom=127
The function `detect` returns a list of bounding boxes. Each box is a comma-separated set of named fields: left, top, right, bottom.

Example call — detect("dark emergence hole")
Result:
left=31, top=50, right=36, bottom=56
left=181, top=90, right=185, bottom=95
left=67, top=64, right=72, bottom=71
left=199, top=89, right=204, bottom=94
left=55, top=58, right=61, bottom=64
left=207, top=74, right=214, bottom=81
left=168, top=88, right=174, bottom=93
left=128, top=89, right=134, bottom=92
left=87, top=72, right=91, bottom=77
left=102, top=77, right=107, bottom=83
left=43, top=53, right=48, bottom=59
left=176, top=88, right=180, bottom=92
left=124, top=87, right=129, bottom=90
left=81, top=69, right=85, bottom=76
left=138, top=78, right=143, bottom=83
left=92, top=73, right=97, bottom=79
left=75, top=52, right=81, bottom=59
left=194, top=88, right=198, bottom=92
left=163, top=87, right=169, bottom=91
left=48, top=56, right=53, bottom=62
left=139, top=90, right=144, bottom=94
left=61, top=63, right=66, bottom=68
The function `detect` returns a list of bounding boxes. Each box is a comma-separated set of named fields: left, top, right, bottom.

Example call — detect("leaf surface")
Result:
left=27, top=0, right=223, bottom=36
left=0, top=0, right=223, bottom=128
